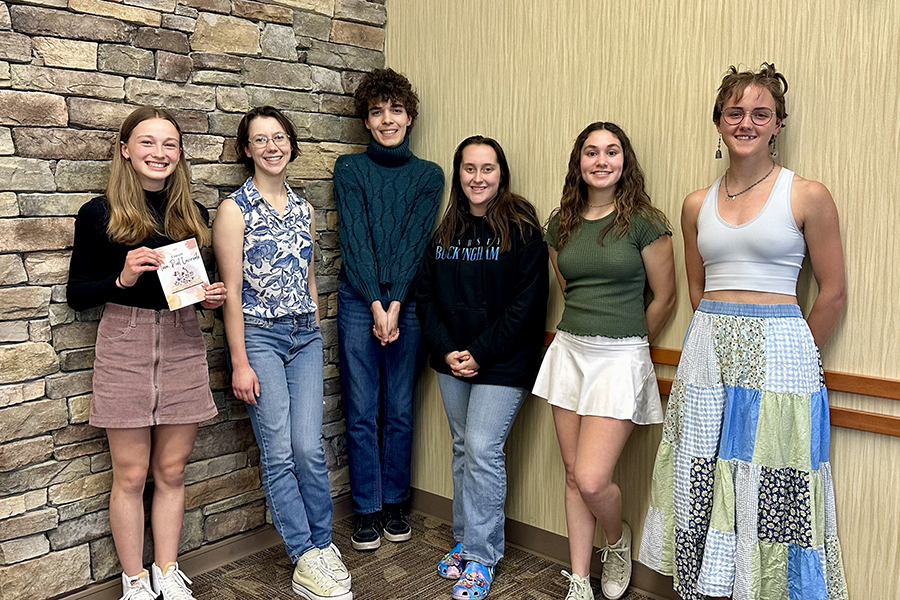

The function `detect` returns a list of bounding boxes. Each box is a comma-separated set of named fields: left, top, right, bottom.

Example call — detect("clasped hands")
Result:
left=118, top=246, right=227, bottom=309
left=444, top=350, right=480, bottom=378
left=370, top=300, right=401, bottom=345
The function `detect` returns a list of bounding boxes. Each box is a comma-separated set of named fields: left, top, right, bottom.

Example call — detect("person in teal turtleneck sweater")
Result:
left=333, top=68, right=444, bottom=553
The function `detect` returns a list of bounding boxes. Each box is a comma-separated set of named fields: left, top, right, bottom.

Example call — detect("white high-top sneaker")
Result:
left=151, top=562, right=195, bottom=600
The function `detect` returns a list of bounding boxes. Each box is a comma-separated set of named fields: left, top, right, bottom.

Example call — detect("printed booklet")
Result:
left=156, top=238, right=209, bottom=310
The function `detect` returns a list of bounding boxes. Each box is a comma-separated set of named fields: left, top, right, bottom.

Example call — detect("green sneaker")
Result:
left=292, top=548, right=352, bottom=600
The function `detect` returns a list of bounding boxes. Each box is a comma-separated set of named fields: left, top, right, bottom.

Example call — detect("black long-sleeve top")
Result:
left=67, top=190, right=209, bottom=311
left=416, top=215, right=549, bottom=389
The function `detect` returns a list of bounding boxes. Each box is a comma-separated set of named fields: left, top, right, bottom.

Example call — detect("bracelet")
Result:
left=116, top=275, right=133, bottom=289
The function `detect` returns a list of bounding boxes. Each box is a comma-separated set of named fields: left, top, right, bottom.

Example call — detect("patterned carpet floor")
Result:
left=192, top=513, right=654, bottom=600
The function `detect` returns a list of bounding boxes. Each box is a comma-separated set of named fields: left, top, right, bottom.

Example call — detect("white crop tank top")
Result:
left=697, top=167, right=805, bottom=295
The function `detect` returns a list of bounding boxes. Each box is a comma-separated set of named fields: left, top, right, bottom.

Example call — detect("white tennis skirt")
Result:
left=532, top=330, right=663, bottom=424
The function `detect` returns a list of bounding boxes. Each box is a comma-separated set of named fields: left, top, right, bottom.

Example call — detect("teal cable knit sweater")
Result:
left=334, top=136, right=444, bottom=305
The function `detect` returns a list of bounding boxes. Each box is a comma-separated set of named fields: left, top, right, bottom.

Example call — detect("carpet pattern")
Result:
left=193, top=513, right=653, bottom=600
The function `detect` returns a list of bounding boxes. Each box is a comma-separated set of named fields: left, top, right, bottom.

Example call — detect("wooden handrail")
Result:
left=544, top=331, right=900, bottom=438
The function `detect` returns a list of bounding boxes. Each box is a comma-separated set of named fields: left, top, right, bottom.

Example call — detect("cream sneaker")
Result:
left=561, top=570, right=593, bottom=600
left=320, top=543, right=352, bottom=588
left=599, top=522, right=632, bottom=600
left=292, top=547, right=352, bottom=600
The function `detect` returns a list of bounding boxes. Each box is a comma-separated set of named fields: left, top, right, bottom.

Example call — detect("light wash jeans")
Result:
left=242, top=313, right=332, bottom=562
left=337, top=281, right=422, bottom=514
left=437, top=373, right=527, bottom=567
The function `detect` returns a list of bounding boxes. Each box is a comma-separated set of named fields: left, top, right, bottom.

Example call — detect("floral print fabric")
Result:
left=231, top=177, right=317, bottom=318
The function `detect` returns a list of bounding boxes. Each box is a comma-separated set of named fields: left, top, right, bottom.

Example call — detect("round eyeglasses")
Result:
left=250, top=133, right=290, bottom=148
left=721, top=107, right=775, bottom=126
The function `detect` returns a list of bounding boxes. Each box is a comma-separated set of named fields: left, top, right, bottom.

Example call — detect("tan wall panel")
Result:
left=389, top=1, right=900, bottom=597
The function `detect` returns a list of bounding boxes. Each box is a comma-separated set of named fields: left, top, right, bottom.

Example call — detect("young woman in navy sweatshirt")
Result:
left=417, top=136, right=548, bottom=600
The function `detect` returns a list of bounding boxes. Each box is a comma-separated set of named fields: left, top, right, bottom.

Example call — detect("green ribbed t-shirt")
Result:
left=546, top=211, right=671, bottom=338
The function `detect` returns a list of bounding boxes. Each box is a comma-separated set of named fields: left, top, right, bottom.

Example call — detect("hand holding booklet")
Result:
left=156, top=238, right=209, bottom=310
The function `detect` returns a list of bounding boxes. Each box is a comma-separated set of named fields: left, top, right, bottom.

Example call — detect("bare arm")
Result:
left=681, top=190, right=706, bottom=310
left=548, top=245, right=566, bottom=295
left=212, top=199, right=259, bottom=405
left=795, top=179, right=846, bottom=346
left=641, top=234, right=676, bottom=342
left=308, top=207, right=320, bottom=327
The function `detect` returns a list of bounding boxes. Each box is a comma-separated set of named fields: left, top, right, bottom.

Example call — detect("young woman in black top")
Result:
left=67, top=106, right=225, bottom=600
left=417, top=136, right=548, bottom=600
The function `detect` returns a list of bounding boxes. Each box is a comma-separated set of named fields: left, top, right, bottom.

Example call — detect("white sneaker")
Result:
left=561, top=570, right=594, bottom=600
left=120, top=571, right=156, bottom=600
left=292, top=548, right=352, bottom=600
left=599, top=522, right=632, bottom=600
left=320, top=543, right=352, bottom=588
left=151, top=562, right=195, bottom=600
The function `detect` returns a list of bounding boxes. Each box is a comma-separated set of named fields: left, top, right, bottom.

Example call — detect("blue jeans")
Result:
left=242, top=313, right=332, bottom=562
left=437, top=373, right=527, bottom=567
left=337, top=281, right=422, bottom=514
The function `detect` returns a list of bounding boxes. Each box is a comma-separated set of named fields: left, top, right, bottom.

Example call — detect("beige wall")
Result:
left=387, top=1, right=900, bottom=598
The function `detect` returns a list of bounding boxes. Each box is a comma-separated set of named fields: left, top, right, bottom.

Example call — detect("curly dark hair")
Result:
left=353, top=68, right=419, bottom=127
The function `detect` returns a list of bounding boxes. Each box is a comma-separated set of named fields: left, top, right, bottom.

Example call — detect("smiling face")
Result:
left=458, top=144, right=501, bottom=217
left=120, top=118, right=181, bottom=192
left=717, top=83, right=782, bottom=158
left=244, top=116, right=291, bottom=178
left=579, top=129, right=624, bottom=193
left=365, top=99, right=412, bottom=148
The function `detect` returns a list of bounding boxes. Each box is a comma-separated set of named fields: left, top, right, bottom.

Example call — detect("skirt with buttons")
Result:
left=90, top=303, right=218, bottom=429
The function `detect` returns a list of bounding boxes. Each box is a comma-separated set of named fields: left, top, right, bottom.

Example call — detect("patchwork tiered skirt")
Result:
left=639, top=300, right=849, bottom=600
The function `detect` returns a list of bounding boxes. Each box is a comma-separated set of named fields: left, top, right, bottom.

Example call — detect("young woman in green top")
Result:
left=532, top=122, right=676, bottom=600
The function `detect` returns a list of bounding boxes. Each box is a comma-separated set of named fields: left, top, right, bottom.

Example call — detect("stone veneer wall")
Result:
left=0, top=1, right=384, bottom=598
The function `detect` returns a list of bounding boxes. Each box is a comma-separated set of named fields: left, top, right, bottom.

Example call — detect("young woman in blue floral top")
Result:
left=213, top=106, right=352, bottom=600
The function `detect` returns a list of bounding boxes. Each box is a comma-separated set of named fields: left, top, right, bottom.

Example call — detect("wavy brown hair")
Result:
left=434, top=136, right=540, bottom=253
left=551, top=122, right=668, bottom=248
left=106, top=106, right=209, bottom=246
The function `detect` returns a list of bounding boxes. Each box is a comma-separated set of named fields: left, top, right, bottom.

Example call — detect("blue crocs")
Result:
left=438, top=542, right=465, bottom=579
left=451, top=561, right=493, bottom=599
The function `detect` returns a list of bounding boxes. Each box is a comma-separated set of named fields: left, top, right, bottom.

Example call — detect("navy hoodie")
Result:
left=416, top=214, right=548, bottom=389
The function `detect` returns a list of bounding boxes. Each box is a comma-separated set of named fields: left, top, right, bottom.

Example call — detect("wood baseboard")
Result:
left=58, top=496, right=353, bottom=600
left=410, top=489, right=679, bottom=600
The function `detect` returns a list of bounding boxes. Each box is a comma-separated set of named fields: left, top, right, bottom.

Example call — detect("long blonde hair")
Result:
left=106, top=106, right=210, bottom=246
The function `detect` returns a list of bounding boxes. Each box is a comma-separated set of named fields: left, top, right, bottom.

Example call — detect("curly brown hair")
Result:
left=353, top=68, right=419, bottom=127
left=550, top=122, right=668, bottom=249
left=713, top=62, right=789, bottom=124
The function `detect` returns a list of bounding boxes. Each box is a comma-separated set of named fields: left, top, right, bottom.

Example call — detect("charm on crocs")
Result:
left=438, top=542, right=466, bottom=580
left=451, top=561, right=493, bottom=599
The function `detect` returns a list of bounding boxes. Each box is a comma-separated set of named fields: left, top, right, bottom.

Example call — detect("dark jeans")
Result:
left=337, top=281, right=423, bottom=514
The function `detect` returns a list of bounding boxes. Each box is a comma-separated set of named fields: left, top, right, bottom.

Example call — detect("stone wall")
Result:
left=0, top=1, right=384, bottom=598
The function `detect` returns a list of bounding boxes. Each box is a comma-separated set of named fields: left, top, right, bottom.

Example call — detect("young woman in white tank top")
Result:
left=639, top=64, right=849, bottom=600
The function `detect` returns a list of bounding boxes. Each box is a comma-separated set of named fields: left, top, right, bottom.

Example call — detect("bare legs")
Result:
left=107, top=424, right=199, bottom=576
left=552, top=406, right=634, bottom=577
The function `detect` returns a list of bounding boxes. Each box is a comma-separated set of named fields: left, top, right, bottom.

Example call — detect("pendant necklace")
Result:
left=723, top=162, right=775, bottom=201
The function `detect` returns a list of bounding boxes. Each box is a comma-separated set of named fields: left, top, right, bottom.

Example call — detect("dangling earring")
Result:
left=769, top=134, right=778, bottom=159
left=715, top=136, right=722, bottom=159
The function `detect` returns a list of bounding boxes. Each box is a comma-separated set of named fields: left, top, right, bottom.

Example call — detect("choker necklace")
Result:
left=588, top=201, right=614, bottom=208
left=723, top=163, right=775, bottom=200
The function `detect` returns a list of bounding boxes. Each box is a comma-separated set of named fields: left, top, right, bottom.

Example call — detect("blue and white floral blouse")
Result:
left=230, top=177, right=317, bottom=318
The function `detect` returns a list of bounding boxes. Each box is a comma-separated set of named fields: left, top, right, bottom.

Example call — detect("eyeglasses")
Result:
left=249, top=133, right=290, bottom=148
left=721, top=107, right=775, bottom=126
